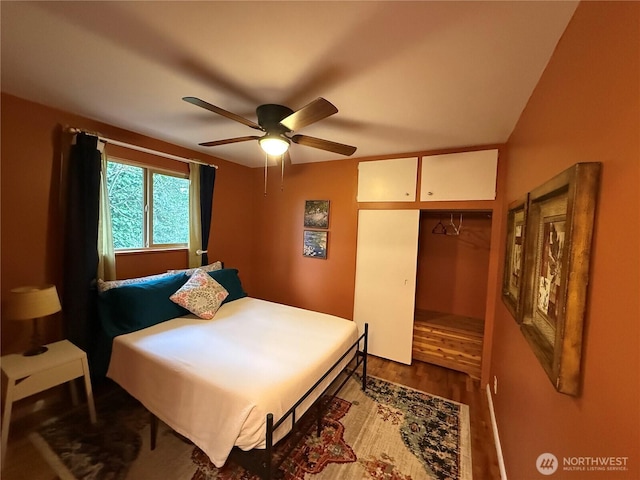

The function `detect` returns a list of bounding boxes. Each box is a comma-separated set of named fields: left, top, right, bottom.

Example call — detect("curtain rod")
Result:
left=66, top=127, right=218, bottom=168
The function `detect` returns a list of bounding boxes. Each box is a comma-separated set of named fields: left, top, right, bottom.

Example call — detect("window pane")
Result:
left=107, top=162, right=144, bottom=249
left=152, top=173, right=189, bottom=245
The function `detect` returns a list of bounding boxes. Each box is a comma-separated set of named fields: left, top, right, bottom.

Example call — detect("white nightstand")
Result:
left=1, top=340, right=97, bottom=463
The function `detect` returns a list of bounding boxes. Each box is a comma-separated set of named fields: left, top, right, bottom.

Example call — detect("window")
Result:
left=106, top=160, right=189, bottom=250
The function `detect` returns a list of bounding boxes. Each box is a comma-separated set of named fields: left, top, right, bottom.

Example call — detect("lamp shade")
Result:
left=5, top=285, right=61, bottom=321
left=259, top=135, right=290, bottom=156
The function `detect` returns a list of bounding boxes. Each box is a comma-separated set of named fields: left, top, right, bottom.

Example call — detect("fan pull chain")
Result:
left=281, top=154, right=285, bottom=191
left=264, top=153, right=268, bottom=196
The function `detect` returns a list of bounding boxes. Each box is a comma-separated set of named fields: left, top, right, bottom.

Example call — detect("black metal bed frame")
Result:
left=150, top=323, right=368, bottom=480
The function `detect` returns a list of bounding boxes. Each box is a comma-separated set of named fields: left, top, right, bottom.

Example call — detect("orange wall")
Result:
left=0, top=92, right=505, bottom=359
left=248, top=154, right=504, bottom=325
left=0, top=93, right=254, bottom=354
left=416, top=212, right=492, bottom=319
left=116, top=249, right=188, bottom=280
left=249, top=160, right=360, bottom=320
left=491, top=2, right=639, bottom=478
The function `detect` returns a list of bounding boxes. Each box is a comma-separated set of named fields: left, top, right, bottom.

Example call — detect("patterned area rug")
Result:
left=30, top=375, right=471, bottom=480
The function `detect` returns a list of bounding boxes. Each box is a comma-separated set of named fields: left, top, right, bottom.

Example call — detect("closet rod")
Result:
left=66, top=127, right=218, bottom=168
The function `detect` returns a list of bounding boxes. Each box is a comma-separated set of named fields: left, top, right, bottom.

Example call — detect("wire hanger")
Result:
left=432, top=216, right=447, bottom=235
left=446, top=213, right=463, bottom=236
left=432, top=213, right=464, bottom=235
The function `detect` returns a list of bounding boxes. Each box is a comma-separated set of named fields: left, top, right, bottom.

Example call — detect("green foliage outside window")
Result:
left=107, top=162, right=144, bottom=249
left=153, top=173, right=189, bottom=244
left=106, top=160, right=189, bottom=249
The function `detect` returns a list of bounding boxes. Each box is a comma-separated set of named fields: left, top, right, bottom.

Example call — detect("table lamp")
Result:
left=5, top=285, right=61, bottom=356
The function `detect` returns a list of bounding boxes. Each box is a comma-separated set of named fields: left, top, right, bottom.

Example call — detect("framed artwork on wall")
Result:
left=303, top=200, right=330, bottom=229
left=501, top=195, right=528, bottom=323
left=303, top=230, right=328, bottom=259
left=520, top=162, right=601, bottom=396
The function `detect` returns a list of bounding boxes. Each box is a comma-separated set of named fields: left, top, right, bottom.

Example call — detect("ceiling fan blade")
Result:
left=199, top=136, right=259, bottom=147
left=291, top=134, right=357, bottom=156
left=183, top=97, right=262, bottom=131
left=280, top=97, right=338, bottom=131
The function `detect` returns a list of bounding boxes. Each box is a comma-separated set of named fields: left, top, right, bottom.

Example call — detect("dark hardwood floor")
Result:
left=2, top=356, right=501, bottom=480
left=367, top=355, right=501, bottom=480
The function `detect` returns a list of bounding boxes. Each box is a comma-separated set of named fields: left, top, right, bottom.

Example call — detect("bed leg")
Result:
left=150, top=413, right=158, bottom=450
left=263, top=413, right=273, bottom=480
left=262, top=413, right=284, bottom=480
left=362, top=323, right=369, bottom=391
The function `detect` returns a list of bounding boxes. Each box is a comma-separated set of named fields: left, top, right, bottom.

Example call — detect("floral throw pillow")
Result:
left=169, top=269, right=229, bottom=320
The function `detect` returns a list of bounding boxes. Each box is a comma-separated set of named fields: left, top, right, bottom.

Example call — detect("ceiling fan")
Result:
left=183, top=96, right=357, bottom=159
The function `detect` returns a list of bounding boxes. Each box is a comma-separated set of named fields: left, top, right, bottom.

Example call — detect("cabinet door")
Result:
left=353, top=209, right=419, bottom=364
left=420, top=149, right=498, bottom=201
left=357, top=158, right=417, bottom=202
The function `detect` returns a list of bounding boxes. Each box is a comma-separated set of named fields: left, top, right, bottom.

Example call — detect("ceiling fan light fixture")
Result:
left=259, top=134, right=290, bottom=156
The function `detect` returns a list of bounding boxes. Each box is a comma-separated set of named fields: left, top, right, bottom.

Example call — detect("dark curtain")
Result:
left=199, top=165, right=216, bottom=266
left=62, top=133, right=102, bottom=354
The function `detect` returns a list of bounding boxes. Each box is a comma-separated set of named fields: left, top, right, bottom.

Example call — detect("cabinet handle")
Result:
left=427, top=191, right=433, bottom=196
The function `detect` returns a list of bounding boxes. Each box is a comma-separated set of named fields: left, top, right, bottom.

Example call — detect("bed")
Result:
left=98, top=268, right=368, bottom=479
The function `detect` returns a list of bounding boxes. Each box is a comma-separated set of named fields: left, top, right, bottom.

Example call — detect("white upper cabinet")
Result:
left=357, top=157, right=418, bottom=202
left=420, top=149, right=498, bottom=201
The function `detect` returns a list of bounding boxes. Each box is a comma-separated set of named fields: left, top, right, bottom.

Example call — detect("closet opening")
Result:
left=413, top=210, right=493, bottom=379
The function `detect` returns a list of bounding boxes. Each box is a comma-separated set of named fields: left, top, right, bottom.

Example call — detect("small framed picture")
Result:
left=303, top=230, right=328, bottom=259
left=304, top=200, right=330, bottom=229
left=501, top=195, right=528, bottom=323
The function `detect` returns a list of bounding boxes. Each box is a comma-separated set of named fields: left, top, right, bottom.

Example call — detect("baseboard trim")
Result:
left=486, top=384, right=508, bottom=480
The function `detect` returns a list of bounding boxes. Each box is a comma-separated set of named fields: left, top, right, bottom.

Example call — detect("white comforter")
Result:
left=107, top=297, right=358, bottom=467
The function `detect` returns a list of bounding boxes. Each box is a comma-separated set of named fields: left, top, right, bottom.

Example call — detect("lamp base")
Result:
left=23, top=345, right=48, bottom=357
left=23, top=317, right=48, bottom=356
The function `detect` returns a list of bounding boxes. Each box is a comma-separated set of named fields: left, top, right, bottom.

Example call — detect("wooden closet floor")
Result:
left=412, top=309, right=484, bottom=379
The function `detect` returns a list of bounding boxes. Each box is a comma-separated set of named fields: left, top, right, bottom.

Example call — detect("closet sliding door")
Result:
left=353, top=209, right=420, bottom=364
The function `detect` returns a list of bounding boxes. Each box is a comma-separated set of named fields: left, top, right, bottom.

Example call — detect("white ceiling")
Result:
left=1, top=1, right=578, bottom=168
